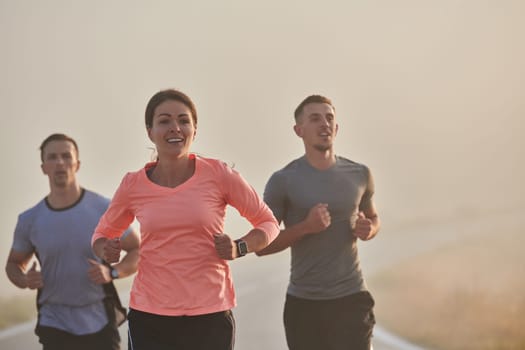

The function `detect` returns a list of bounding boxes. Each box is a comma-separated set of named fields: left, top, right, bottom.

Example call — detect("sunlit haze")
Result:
left=1, top=1, right=524, bottom=297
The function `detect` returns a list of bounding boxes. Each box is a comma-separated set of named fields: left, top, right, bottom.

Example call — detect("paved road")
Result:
left=0, top=250, right=424, bottom=350
left=0, top=252, right=417, bottom=350
left=11, top=207, right=520, bottom=350
left=232, top=251, right=422, bottom=350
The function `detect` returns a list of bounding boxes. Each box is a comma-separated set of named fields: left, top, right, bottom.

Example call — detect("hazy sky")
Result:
left=1, top=0, right=524, bottom=297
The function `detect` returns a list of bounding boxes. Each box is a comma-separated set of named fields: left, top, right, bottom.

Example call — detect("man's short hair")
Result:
left=39, top=133, right=79, bottom=162
left=294, top=95, right=335, bottom=121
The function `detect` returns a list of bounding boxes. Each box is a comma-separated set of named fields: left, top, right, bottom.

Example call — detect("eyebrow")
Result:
left=157, top=112, right=190, bottom=118
left=45, top=151, right=73, bottom=158
left=308, top=112, right=334, bottom=118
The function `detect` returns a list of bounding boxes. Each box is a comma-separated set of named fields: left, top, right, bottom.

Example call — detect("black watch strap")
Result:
left=234, top=239, right=248, bottom=257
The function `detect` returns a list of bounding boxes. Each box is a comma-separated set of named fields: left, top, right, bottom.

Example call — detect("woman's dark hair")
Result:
left=145, top=89, right=198, bottom=128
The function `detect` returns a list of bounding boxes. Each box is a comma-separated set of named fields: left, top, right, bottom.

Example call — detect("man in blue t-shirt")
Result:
left=258, top=95, right=381, bottom=350
left=5, top=133, right=140, bottom=350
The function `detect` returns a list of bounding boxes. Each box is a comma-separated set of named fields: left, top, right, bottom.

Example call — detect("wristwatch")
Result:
left=234, top=239, right=248, bottom=257
left=109, top=265, right=119, bottom=280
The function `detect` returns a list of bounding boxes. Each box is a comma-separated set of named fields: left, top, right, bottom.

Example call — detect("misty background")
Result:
left=1, top=0, right=524, bottom=298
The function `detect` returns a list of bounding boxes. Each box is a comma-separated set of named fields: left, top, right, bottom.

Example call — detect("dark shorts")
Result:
left=36, top=322, right=120, bottom=350
left=127, top=308, right=235, bottom=350
left=284, top=291, right=375, bottom=350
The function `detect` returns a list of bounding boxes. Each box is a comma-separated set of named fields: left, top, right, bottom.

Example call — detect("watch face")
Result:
left=236, top=240, right=248, bottom=257
left=111, top=267, right=119, bottom=279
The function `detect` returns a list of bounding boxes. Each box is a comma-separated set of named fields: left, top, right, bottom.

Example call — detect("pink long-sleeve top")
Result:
left=92, top=155, right=279, bottom=316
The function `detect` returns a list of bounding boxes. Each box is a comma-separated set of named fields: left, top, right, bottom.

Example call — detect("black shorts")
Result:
left=36, top=322, right=120, bottom=350
left=127, top=308, right=235, bottom=350
left=284, top=291, right=375, bottom=350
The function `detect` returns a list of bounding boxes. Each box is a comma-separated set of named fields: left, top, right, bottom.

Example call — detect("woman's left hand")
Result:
left=214, top=233, right=236, bottom=260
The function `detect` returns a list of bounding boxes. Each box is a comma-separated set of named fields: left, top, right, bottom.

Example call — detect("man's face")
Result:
left=41, top=140, right=79, bottom=188
left=294, top=102, right=338, bottom=152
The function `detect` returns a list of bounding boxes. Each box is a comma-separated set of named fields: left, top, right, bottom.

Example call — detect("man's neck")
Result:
left=47, top=183, right=83, bottom=209
left=304, top=149, right=336, bottom=170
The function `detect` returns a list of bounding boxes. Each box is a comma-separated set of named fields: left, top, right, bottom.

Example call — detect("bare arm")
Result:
left=257, top=203, right=331, bottom=256
left=90, top=229, right=140, bottom=283
left=113, top=229, right=140, bottom=278
left=241, top=228, right=270, bottom=253
left=215, top=227, right=271, bottom=260
left=5, top=250, right=43, bottom=289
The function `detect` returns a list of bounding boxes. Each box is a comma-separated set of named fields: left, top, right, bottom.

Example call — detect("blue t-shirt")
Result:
left=12, top=189, right=112, bottom=335
left=264, top=155, right=375, bottom=300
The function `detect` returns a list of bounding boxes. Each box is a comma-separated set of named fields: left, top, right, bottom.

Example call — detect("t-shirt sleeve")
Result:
left=11, top=213, right=35, bottom=253
left=92, top=173, right=136, bottom=245
left=263, top=171, right=287, bottom=224
left=220, top=163, right=279, bottom=243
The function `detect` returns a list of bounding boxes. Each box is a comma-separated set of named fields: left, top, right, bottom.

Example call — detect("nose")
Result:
left=170, top=121, right=182, bottom=132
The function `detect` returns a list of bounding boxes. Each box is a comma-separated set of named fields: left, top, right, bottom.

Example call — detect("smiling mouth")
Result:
left=167, top=138, right=184, bottom=143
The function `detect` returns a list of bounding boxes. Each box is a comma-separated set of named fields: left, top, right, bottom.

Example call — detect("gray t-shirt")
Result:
left=264, top=155, right=375, bottom=300
left=12, top=189, right=111, bottom=335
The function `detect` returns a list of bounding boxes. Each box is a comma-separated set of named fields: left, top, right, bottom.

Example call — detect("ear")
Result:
left=293, top=124, right=303, bottom=138
left=40, top=163, right=46, bottom=175
left=335, top=123, right=339, bottom=135
left=193, top=127, right=197, bottom=140
left=76, top=160, right=81, bottom=172
left=147, top=127, right=153, bottom=142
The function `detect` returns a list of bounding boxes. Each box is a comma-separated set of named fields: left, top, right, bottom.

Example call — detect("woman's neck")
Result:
left=150, top=155, right=195, bottom=188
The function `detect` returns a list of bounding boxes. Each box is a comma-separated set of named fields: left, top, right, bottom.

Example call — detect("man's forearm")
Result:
left=5, top=262, right=28, bottom=289
left=256, top=221, right=310, bottom=256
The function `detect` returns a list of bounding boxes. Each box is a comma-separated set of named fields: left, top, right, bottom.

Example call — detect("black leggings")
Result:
left=127, top=308, right=235, bottom=350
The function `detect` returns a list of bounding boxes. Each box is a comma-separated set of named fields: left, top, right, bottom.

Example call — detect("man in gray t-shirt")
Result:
left=5, top=133, right=139, bottom=350
left=258, top=95, right=381, bottom=350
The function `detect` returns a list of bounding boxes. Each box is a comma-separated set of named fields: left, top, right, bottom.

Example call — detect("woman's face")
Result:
left=147, top=99, right=196, bottom=159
